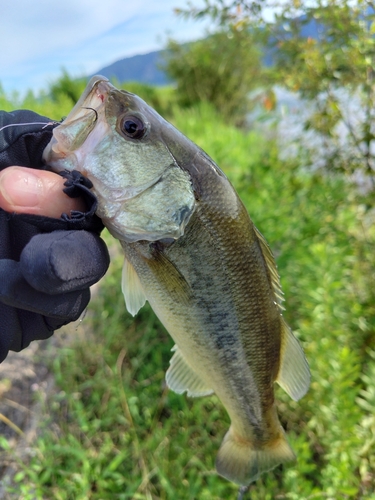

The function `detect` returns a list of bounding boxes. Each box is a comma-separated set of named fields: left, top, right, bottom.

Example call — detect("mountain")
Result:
left=94, top=50, right=170, bottom=85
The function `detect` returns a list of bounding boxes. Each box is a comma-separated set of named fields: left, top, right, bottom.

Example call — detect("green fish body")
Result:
left=43, top=76, right=310, bottom=485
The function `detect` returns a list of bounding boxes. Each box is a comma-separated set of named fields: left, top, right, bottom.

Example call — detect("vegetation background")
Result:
left=1, top=1, right=375, bottom=498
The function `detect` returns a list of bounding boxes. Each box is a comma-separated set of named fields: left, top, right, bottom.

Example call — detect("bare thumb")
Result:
left=0, top=167, right=86, bottom=218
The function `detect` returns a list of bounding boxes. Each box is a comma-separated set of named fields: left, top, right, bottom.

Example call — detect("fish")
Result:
left=43, top=75, right=310, bottom=486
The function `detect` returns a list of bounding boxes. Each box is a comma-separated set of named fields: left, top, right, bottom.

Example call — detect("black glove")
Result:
left=0, top=110, right=110, bottom=362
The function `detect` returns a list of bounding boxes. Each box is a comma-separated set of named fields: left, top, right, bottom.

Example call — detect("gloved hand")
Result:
left=0, top=110, right=110, bottom=362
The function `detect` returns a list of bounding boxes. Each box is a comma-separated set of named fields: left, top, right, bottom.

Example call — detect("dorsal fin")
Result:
left=254, top=227, right=310, bottom=400
left=254, top=226, right=285, bottom=310
left=276, top=318, right=310, bottom=401
left=121, top=257, right=147, bottom=316
left=166, top=345, right=214, bottom=398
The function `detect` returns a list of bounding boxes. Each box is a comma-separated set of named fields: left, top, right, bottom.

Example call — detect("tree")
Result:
left=163, top=25, right=264, bottom=126
left=49, top=69, right=88, bottom=105
left=177, top=1, right=375, bottom=181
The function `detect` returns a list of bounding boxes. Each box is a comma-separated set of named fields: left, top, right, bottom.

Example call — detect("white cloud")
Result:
left=0, top=0, right=210, bottom=94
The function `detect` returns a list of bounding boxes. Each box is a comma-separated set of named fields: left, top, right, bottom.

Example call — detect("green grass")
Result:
left=2, top=87, right=375, bottom=499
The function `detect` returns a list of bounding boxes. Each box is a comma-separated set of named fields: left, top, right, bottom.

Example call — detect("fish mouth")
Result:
left=43, top=76, right=116, bottom=168
left=62, top=75, right=114, bottom=125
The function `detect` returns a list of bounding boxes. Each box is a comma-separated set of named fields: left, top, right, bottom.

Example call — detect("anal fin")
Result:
left=276, top=318, right=310, bottom=401
left=166, top=345, right=214, bottom=398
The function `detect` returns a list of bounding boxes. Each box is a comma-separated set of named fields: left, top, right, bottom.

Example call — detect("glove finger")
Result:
left=20, top=230, right=109, bottom=294
left=0, top=259, right=90, bottom=320
left=7, top=308, right=61, bottom=357
left=1, top=301, right=83, bottom=363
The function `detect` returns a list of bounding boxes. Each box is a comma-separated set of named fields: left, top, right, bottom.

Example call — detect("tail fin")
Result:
left=215, top=426, right=296, bottom=486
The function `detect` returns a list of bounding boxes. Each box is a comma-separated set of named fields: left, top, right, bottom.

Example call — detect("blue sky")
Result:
left=0, top=0, right=210, bottom=95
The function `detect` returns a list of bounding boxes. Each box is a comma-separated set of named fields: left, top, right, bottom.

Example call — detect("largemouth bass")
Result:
left=43, top=76, right=310, bottom=486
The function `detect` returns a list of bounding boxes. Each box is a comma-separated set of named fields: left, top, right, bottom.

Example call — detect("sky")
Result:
left=0, top=0, right=210, bottom=95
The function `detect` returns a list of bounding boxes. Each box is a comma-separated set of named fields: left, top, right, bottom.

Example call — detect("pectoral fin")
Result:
left=121, top=257, right=147, bottom=316
left=276, top=318, right=310, bottom=401
left=166, top=345, right=214, bottom=397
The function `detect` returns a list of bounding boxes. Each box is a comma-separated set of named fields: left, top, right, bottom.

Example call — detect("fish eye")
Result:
left=121, top=115, right=146, bottom=139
